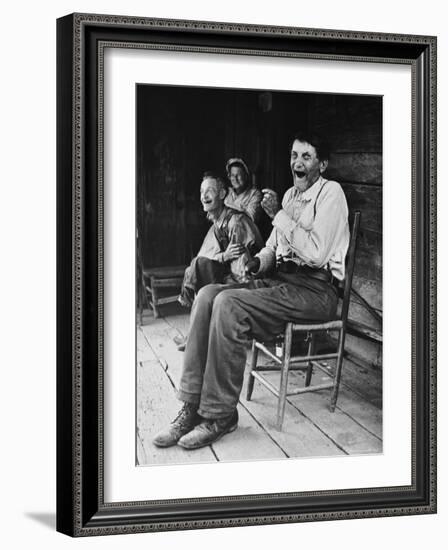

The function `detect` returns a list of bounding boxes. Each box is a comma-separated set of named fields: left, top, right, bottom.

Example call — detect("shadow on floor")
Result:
left=25, top=512, right=56, bottom=530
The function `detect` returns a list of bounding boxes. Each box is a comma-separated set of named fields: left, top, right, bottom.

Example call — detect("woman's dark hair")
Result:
left=291, top=130, right=331, bottom=161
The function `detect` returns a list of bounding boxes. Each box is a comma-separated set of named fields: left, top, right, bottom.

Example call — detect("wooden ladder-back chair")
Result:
left=246, top=210, right=361, bottom=430
left=143, top=265, right=186, bottom=319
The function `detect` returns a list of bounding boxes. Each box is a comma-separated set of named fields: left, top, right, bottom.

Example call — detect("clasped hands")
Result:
left=223, top=242, right=260, bottom=277
left=223, top=242, right=246, bottom=262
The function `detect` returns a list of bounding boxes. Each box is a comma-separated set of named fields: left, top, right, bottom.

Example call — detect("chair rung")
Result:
left=253, top=340, right=339, bottom=368
left=311, top=360, right=334, bottom=374
left=151, top=277, right=183, bottom=287
left=254, top=364, right=308, bottom=372
left=251, top=371, right=333, bottom=398
left=290, top=352, right=339, bottom=363
left=254, top=342, right=282, bottom=364
left=144, top=266, right=186, bottom=277
left=251, top=371, right=280, bottom=397
left=154, top=296, right=180, bottom=305
left=291, top=320, right=342, bottom=331
left=286, top=382, right=334, bottom=396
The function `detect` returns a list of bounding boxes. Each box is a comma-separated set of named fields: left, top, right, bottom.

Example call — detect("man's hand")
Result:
left=245, top=257, right=260, bottom=275
left=261, top=188, right=280, bottom=219
left=223, top=242, right=245, bottom=262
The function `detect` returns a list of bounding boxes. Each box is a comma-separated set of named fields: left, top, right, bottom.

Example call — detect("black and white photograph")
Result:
left=2, top=0, right=443, bottom=546
left=136, top=84, right=383, bottom=465
left=55, top=11, right=435, bottom=536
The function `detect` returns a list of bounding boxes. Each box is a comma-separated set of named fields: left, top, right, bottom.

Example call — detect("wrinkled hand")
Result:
left=245, top=257, right=260, bottom=275
left=261, top=188, right=280, bottom=219
left=223, top=242, right=245, bottom=262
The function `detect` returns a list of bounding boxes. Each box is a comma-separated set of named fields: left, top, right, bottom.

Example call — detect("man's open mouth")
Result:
left=294, top=170, right=306, bottom=179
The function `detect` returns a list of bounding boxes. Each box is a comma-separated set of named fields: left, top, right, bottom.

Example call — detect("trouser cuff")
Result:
left=177, top=389, right=201, bottom=404
left=198, top=406, right=236, bottom=419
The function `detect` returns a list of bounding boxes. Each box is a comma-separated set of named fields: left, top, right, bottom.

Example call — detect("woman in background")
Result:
left=224, top=158, right=263, bottom=224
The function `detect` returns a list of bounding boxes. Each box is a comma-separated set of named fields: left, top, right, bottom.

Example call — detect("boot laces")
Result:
left=172, top=403, right=195, bottom=427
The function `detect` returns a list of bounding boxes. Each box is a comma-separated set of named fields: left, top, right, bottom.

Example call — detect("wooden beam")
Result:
left=347, top=319, right=382, bottom=343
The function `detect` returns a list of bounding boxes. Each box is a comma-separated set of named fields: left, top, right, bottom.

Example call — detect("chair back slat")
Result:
left=340, top=211, right=361, bottom=324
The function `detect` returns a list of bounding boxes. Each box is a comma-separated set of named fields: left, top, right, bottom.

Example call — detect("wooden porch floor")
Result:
left=137, top=303, right=382, bottom=466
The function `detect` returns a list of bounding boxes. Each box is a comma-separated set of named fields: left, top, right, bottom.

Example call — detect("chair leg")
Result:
left=330, top=329, right=345, bottom=412
left=150, top=277, right=159, bottom=318
left=246, top=340, right=258, bottom=401
left=137, top=282, right=143, bottom=327
left=276, top=324, right=292, bottom=430
left=138, top=272, right=148, bottom=327
left=305, top=333, right=315, bottom=387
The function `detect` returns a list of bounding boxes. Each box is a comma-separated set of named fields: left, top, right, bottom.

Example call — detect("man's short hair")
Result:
left=291, top=130, right=331, bottom=161
left=202, top=171, right=227, bottom=193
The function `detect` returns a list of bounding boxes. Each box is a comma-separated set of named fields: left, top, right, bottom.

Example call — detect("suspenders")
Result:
left=213, top=208, right=239, bottom=252
left=313, top=178, right=328, bottom=218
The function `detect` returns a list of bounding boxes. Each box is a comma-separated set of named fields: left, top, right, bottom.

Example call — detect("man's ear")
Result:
left=319, top=159, right=328, bottom=174
left=219, top=187, right=227, bottom=199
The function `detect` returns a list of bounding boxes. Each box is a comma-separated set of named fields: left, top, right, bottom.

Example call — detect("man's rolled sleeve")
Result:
left=255, top=248, right=276, bottom=274
left=254, top=227, right=277, bottom=274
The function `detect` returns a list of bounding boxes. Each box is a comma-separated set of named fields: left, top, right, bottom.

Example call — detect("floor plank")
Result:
left=164, top=311, right=190, bottom=339
left=136, top=429, right=148, bottom=466
left=137, top=358, right=216, bottom=465
left=211, top=405, right=287, bottom=462
left=310, top=345, right=382, bottom=407
left=241, top=375, right=346, bottom=458
left=140, top=318, right=185, bottom=388
left=340, top=359, right=383, bottom=407
left=137, top=327, right=158, bottom=363
left=262, top=369, right=382, bottom=454
left=296, top=364, right=383, bottom=438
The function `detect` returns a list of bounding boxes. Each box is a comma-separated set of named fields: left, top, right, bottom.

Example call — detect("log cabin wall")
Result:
left=137, top=85, right=382, bottom=368
left=311, top=95, right=383, bottom=368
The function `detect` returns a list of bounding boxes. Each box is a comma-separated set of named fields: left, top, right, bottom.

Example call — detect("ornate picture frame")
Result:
left=56, top=13, right=436, bottom=536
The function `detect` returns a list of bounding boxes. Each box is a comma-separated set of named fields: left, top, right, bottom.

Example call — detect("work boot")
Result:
left=177, top=410, right=238, bottom=450
left=173, top=334, right=187, bottom=352
left=152, top=402, right=199, bottom=447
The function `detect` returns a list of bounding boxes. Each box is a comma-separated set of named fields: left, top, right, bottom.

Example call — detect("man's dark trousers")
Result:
left=177, top=273, right=338, bottom=419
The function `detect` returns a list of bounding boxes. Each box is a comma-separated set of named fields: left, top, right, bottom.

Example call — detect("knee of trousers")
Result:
left=211, top=289, right=240, bottom=318
left=195, top=283, right=222, bottom=306
left=195, top=256, right=212, bottom=268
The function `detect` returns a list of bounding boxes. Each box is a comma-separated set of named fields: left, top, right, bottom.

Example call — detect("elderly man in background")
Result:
left=156, top=130, right=349, bottom=450
left=178, top=172, right=263, bottom=308
left=224, top=158, right=263, bottom=223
